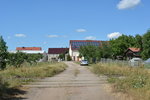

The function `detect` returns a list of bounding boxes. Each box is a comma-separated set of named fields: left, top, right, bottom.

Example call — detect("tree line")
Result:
left=0, top=36, right=42, bottom=70
left=79, top=30, right=150, bottom=62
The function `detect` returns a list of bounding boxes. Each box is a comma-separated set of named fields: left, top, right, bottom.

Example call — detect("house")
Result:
left=9, top=47, right=48, bottom=62
left=48, top=48, right=69, bottom=61
left=69, top=40, right=106, bottom=61
left=16, top=47, right=45, bottom=54
left=124, top=48, right=141, bottom=60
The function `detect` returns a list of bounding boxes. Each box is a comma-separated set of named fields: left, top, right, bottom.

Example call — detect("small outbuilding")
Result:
left=124, top=48, right=141, bottom=60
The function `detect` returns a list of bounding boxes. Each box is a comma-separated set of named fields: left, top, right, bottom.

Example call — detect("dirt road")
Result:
left=23, top=62, right=118, bottom=100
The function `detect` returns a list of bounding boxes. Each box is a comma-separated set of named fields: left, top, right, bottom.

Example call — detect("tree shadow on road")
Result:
left=1, top=88, right=28, bottom=100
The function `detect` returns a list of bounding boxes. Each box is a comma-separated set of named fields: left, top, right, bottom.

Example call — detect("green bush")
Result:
left=67, top=55, right=72, bottom=61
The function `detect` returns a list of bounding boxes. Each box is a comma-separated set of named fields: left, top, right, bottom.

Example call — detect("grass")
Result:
left=90, top=63, right=150, bottom=100
left=0, top=62, right=67, bottom=99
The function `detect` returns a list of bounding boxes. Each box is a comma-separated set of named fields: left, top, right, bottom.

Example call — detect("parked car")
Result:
left=80, top=60, right=88, bottom=66
left=129, top=58, right=142, bottom=67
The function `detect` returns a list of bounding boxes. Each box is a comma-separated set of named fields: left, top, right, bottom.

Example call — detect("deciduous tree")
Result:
left=0, top=36, right=8, bottom=69
left=142, top=30, right=150, bottom=60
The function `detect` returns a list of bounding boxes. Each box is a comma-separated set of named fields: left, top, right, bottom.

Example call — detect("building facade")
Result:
left=48, top=48, right=69, bottom=61
left=69, top=40, right=105, bottom=61
left=15, top=47, right=45, bottom=54
left=124, top=48, right=141, bottom=60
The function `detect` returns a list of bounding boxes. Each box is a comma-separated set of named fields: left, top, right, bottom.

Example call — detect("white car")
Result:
left=129, top=58, right=142, bottom=67
left=80, top=60, right=88, bottom=66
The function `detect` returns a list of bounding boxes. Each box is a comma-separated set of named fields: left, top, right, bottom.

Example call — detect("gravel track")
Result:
left=23, top=62, right=118, bottom=100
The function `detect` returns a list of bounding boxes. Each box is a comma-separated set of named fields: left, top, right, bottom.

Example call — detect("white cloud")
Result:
left=76, top=29, right=87, bottom=32
left=117, top=0, right=141, bottom=10
left=85, top=36, right=96, bottom=40
left=48, top=35, right=59, bottom=38
left=15, top=34, right=26, bottom=37
left=47, top=35, right=67, bottom=38
left=107, top=32, right=122, bottom=39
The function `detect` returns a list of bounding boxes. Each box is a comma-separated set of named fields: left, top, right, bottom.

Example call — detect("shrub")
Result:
left=90, top=63, right=150, bottom=100
left=67, top=55, right=72, bottom=61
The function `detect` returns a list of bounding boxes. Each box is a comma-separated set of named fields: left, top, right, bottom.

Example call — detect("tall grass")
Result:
left=90, top=63, right=150, bottom=100
left=0, top=62, right=67, bottom=99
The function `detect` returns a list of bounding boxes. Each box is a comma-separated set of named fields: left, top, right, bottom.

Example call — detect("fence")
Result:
left=100, top=58, right=143, bottom=67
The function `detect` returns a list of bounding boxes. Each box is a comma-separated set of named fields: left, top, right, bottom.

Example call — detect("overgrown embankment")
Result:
left=0, top=62, right=67, bottom=99
left=90, top=63, right=150, bottom=100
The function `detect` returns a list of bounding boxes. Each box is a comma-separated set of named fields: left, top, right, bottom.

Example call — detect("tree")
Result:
left=142, top=30, right=150, bottom=60
left=110, top=35, right=136, bottom=58
left=8, top=52, right=27, bottom=67
left=79, top=45, right=98, bottom=62
left=135, top=34, right=143, bottom=51
left=100, top=42, right=112, bottom=58
left=0, top=36, right=8, bottom=69
left=67, top=55, right=72, bottom=61
left=26, top=53, right=43, bottom=64
left=58, top=53, right=65, bottom=61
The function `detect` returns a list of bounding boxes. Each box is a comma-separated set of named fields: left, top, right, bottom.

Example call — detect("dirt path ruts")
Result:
left=23, top=62, right=118, bottom=100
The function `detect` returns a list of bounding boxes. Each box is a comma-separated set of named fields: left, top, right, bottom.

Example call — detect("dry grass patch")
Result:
left=90, top=63, right=150, bottom=100
left=0, top=62, right=67, bottom=99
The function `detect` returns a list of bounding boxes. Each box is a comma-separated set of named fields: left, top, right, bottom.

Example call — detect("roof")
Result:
left=16, top=47, right=42, bottom=51
left=128, top=48, right=140, bottom=52
left=48, top=48, right=69, bottom=54
left=70, top=40, right=107, bottom=50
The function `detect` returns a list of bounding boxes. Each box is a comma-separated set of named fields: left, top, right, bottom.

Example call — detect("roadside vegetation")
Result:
left=0, top=36, right=67, bottom=99
left=0, top=62, right=67, bottom=99
left=79, top=30, right=150, bottom=62
left=90, top=63, right=150, bottom=100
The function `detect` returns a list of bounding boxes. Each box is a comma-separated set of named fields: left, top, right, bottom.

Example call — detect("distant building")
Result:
left=69, top=40, right=107, bottom=61
left=9, top=47, right=47, bottom=62
left=48, top=48, right=69, bottom=61
left=124, top=48, right=141, bottom=60
left=16, top=47, right=45, bottom=54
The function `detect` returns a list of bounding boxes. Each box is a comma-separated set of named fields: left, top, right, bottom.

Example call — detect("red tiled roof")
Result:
left=16, top=47, right=42, bottom=51
left=48, top=48, right=69, bottom=54
left=128, top=48, right=140, bottom=52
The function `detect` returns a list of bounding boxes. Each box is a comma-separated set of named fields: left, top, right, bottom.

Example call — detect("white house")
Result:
left=9, top=47, right=47, bottom=62
left=16, top=47, right=45, bottom=54
left=48, top=48, right=69, bottom=61
left=69, top=40, right=105, bottom=61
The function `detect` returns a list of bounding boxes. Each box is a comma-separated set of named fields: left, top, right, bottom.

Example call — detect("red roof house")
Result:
left=48, top=48, right=69, bottom=61
left=124, top=48, right=141, bottom=59
left=48, top=48, right=69, bottom=54
left=128, top=48, right=140, bottom=52
left=16, top=47, right=42, bottom=51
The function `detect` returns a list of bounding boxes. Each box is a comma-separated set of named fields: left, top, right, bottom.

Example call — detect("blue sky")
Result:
left=0, top=0, right=150, bottom=51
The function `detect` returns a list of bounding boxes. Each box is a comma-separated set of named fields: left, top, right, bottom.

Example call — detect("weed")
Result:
left=90, top=63, right=150, bottom=100
left=0, top=62, right=67, bottom=98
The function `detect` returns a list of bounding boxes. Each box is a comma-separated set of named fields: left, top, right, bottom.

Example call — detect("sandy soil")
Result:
left=22, top=62, right=120, bottom=100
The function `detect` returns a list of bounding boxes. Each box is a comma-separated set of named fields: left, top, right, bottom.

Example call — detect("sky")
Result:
left=0, top=0, right=150, bottom=51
